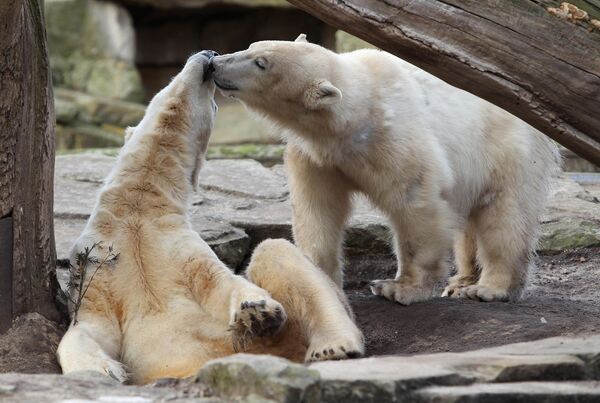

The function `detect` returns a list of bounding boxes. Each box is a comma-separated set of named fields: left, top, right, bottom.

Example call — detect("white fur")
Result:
left=211, top=37, right=560, bottom=304
left=57, top=52, right=363, bottom=385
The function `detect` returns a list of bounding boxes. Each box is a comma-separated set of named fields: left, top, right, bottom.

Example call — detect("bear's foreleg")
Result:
left=246, top=239, right=364, bottom=362
left=184, top=253, right=286, bottom=350
left=285, top=144, right=354, bottom=287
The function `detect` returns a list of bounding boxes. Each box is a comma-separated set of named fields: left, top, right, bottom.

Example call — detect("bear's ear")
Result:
left=295, top=33, right=309, bottom=43
left=303, top=80, right=342, bottom=109
left=124, top=126, right=136, bottom=143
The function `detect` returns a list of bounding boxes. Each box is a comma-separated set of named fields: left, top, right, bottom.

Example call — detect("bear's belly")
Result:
left=120, top=298, right=232, bottom=384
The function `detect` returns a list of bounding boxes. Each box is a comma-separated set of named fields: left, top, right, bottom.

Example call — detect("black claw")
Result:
left=328, top=348, right=335, bottom=355
left=346, top=351, right=362, bottom=359
left=340, top=346, right=346, bottom=352
left=315, top=353, right=321, bottom=358
left=323, top=349, right=328, bottom=355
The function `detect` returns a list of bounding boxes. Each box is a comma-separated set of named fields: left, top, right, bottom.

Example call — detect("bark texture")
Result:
left=0, top=0, right=58, bottom=331
left=287, top=0, right=600, bottom=166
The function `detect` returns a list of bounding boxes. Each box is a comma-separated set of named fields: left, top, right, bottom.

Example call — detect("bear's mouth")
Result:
left=214, top=79, right=239, bottom=91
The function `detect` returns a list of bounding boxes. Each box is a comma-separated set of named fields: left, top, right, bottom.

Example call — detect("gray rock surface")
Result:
left=197, top=354, right=320, bottom=403
left=0, top=371, right=221, bottom=402
left=3, top=335, right=600, bottom=402
left=46, top=0, right=143, bottom=102
left=413, top=382, right=600, bottom=403
left=54, top=155, right=600, bottom=267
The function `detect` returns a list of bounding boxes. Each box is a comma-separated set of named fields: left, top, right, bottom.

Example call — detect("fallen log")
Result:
left=287, top=0, right=600, bottom=166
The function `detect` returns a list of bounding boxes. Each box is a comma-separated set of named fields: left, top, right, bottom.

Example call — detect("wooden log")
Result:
left=0, top=0, right=58, bottom=331
left=286, top=0, right=600, bottom=166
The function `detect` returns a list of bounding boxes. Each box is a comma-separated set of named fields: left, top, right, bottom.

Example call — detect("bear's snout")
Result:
left=189, top=50, right=218, bottom=81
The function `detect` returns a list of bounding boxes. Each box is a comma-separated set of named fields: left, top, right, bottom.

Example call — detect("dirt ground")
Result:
left=348, top=247, right=600, bottom=356
left=2, top=247, right=599, bottom=375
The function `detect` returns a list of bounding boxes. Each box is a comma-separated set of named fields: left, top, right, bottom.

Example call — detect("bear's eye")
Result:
left=255, top=58, right=267, bottom=70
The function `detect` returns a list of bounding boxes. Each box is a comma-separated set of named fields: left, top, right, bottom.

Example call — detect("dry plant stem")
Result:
left=68, top=242, right=118, bottom=325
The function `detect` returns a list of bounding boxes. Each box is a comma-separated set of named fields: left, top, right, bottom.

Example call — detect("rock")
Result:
left=312, top=356, right=473, bottom=403
left=539, top=219, right=600, bottom=252
left=55, top=216, right=249, bottom=269
left=55, top=88, right=146, bottom=128
left=0, top=313, right=63, bottom=374
left=199, top=159, right=288, bottom=200
left=56, top=123, right=125, bottom=152
left=413, top=381, right=600, bottom=403
left=54, top=155, right=600, bottom=271
left=0, top=372, right=220, bottom=402
left=308, top=335, right=600, bottom=402
left=210, top=101, right=280, bottom=146
left=541, top=176, right=600, bottom=251
left=45, top=0, right=143, bottom=102
left=206, top=144, right=285, bottom=165
left=197, top=354, right=320, bottom=403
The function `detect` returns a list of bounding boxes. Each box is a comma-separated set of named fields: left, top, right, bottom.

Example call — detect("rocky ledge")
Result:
left=1, top=335, right=600, bottom=402
left=54, top=154, right=600, bottom=270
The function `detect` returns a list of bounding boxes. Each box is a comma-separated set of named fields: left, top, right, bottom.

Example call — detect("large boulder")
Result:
left=45, top=0, right=143, bottom=102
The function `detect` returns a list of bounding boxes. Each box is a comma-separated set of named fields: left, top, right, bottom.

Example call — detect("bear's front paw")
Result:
left=229, top=298, right=287, bottom=351
left=370, top=279, right=433, bottom=305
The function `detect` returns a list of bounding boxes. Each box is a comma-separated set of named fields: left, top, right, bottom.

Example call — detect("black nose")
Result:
left=201, top=50, right=219, bottom=58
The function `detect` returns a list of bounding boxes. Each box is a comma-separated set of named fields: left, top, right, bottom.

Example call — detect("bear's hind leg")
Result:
left=371, top=199, right=454, bottom=305
left=57, top=312, right=126, bottom=382
left=461, top=192, right=534, bottom=302
left=442, top=219, right=480, bottom=297
left=246, top=239, right=364, bottom=363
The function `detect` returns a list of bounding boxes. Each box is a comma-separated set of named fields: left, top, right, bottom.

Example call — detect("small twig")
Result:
left=67, top=242, right=118, bottom=325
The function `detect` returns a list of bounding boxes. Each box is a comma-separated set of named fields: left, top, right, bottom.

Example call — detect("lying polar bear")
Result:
left=57, top=50, right=364, bottom=385
left=210, top=35, right=560, bottom=304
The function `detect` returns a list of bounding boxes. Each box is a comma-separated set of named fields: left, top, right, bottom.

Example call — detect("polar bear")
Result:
left=210, top=35, right=560, bottom=304
left=56, top=50, right=364, bottom=385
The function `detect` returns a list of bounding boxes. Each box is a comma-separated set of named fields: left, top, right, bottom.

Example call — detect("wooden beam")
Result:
left=0, top=0, right=59, bottom=329
left=287, top=0, right=600, bottom=166
left=0, top=216, right=12, bottom=333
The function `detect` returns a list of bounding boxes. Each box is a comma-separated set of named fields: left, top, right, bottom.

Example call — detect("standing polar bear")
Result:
left=210, top=35, right=559, bottom=304
left=57, top=51, right=364, bottom=385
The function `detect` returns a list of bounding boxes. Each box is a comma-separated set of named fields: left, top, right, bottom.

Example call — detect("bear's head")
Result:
left=210, top=35, right=342, bottom=124
left=125, top=50, right=218, bottom=190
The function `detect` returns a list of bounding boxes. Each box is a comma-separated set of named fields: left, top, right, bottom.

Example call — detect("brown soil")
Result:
left=347, top=247, right=600, bottom=357
left=2, top=248, right=599, bottom=374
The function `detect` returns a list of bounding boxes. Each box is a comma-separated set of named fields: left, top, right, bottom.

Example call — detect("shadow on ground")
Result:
left=348, top=248, right=600, bottom=357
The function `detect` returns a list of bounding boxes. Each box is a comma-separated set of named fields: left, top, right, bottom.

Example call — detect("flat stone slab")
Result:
left=53, top=155, right=390, bottom=265
left=413, top=382, right=600, bottom=403
left=2, top=331, right=600, bottom=402
left=0, top=371, right=221, bottom=403
left=54, top=155, right=600, bottom=267
left=205, top=336, right=600, bottom=402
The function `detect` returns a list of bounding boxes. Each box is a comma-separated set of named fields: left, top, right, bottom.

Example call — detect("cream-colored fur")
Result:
left=56, top=52, right=364, bottom=385
left=211, top=35, right=560, bottom=304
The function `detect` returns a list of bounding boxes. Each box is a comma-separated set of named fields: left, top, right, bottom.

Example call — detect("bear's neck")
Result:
left=108, top=96, right=197, bottom=212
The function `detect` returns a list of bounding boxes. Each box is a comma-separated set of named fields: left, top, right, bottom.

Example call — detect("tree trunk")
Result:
left=0, top=0, right=58, bottom=332
left=287, top=0, right=600, bottom=167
